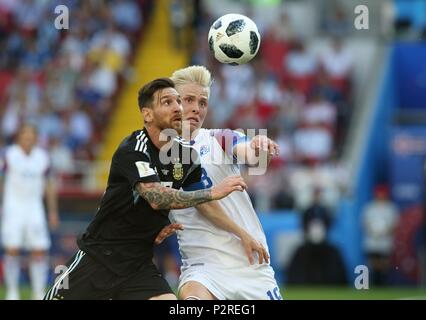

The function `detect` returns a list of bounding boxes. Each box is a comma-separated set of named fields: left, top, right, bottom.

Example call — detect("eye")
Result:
left=200, top=100, right=207, bottom=107
left=185, top=97, right=193, bottom=103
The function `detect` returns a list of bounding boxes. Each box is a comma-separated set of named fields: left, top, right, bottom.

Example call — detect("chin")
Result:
left=190, top=124, right=200, bottom=133
left=172, top=122, right=182, bottom=134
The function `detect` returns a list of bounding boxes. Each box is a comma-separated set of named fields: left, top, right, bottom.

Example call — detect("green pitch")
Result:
left=1, top=286, right=426, bottom=300
left=282, top=286, right=426, bottom=300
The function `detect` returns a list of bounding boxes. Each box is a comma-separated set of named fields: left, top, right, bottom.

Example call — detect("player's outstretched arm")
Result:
left=136, top=175, right=247, bottom=210
left=234, top=135, right=280, bottom=167
left=195, top=200, right=270, bottom=265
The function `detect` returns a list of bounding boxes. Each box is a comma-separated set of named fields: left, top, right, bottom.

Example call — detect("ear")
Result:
left=141, top=107, right=153, bottom=123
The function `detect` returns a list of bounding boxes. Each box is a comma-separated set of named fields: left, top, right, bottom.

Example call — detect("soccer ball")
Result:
left=208, top=13, right=261, bottom=65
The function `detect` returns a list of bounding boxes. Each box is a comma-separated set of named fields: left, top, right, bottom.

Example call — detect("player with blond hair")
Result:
left=170, top=65, right=283, bottom=300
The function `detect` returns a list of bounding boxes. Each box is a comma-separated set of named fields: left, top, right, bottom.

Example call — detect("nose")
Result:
left=174, top=100, right=183, bottom=114
left=191, top=102, right=200, bottom=114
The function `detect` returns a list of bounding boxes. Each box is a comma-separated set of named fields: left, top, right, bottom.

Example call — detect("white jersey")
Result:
left=170, top=128, right=269, bottom=271
left=2, top=144, right=50, bottom=216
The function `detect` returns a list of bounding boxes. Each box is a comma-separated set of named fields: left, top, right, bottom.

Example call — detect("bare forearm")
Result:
left=234, top=142, right=271, bottom=167
left=195, top=201, right=247, bottom=239
left=46, top=181, right=58, bottom=213
left=136, top=182, right=213, bottom=210
left=234, top=142, right=256, bottom=165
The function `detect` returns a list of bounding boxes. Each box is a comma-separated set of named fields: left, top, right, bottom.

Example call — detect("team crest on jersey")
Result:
left=200, top=145, right=210, bottom=156
left=172, top=158, right=183, bottom=180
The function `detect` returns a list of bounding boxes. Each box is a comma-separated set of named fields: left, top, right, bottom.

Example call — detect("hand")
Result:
left=48, top=211, right=60, bottom=231
left=211, top=175, right=247, bottom=200
left=250, top=135, right=280, bottom=157
left=154, top=223, right=184, bottom=245
left=240, top=232, right=270, bottom=265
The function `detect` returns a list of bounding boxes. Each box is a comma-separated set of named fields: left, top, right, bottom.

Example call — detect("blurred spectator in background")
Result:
left=390, top=205, right=422, bottom=285
left=0, top=0, right=149, bottom=193
left=170, top=0, right=188, bottom=50
left=271, top=184, right=294, bottom=210
left=323, top=3, right=351, bottom=37
left=274, top=83, right=304, bottom=132
left=302, top=188, right=332, bottom=233
left=319, top=37, right=353, bottom=97
left=49, top=136, right=75, bottom=176
left=301, top=92, right=337, bottom=127
left=64, top=103, right=93, bottom=153
left=284, top=40, right=318, bottom=96
left=221, top=64, right=256, bottom=113
left=362, top=184, right=399, bottom=286
left=261, top=11, right=292, bottom=77
left=287, top=187, right=347, bottom=285
left=293, top=123, right=333, bottom=162
left=393, top=0, right=426, bottom=38
left=111, top=0, right=142, bottom=33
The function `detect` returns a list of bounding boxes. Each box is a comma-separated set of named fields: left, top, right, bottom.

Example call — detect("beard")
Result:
left=155, top=118, right=182, bottom=137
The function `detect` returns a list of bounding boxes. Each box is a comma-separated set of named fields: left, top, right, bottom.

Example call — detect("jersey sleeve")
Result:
left=212, top=129, right=247, bottom=158
left=114, top=149, right=160, bottom=188
left=181, top=148, right=204, bottom=191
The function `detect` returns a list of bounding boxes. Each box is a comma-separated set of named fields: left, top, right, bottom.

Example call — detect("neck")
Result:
left=191, top=128, right=200, bottom=140
left=145, top=126, right=177, bottom=150
left=20, top=145, right=32, bottom=155
left=182, top=128, right=199, bottom=141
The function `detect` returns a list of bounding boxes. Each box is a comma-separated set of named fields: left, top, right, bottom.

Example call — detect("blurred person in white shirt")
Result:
left=285, top=40, right=318, bottom=78
left=320, top=37, right=353, bottom=79
left=302, top=93, right=337, bottom=127
left=362, top=185, right=399, bottom=286
left=1, top=124, right=59, bottom=299
left=293, top=124, right=333, bottom=162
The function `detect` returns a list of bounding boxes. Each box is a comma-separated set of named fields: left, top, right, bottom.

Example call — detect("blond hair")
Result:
left=170, top=65, right=212, bottom=97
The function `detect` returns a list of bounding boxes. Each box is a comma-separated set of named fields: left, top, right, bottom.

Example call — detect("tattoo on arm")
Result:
left=136, top=182, right=212, bottom=210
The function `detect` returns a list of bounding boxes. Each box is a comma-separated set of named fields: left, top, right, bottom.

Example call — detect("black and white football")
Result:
left=208, top=13, right=261, bottom=65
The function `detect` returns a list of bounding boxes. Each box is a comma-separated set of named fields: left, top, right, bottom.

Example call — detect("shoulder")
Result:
left=174, top=135, right=192, bottom=147
left=117, top=131, right=139, bottom=149
left=4, top=145, right=18, bottom=159
left=34, top=146, right=48, bottom=156
left=210, top=128, right=247, bottom=153
left=198, top=128, right=211, bottom=137
left=113, top=131, right=152, bottom=164
left=211, top=128, right=246, bottom=139
left=117, top=130, right=148, bottom=154
left=33, top=147, right=51, bottom=165
left=194, top=128, right=213, bottom=143
left=5, top=144, right=17, bottom=154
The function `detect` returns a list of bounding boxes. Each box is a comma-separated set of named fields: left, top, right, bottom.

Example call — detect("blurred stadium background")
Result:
left=0, top=0, right=426, bottom=299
